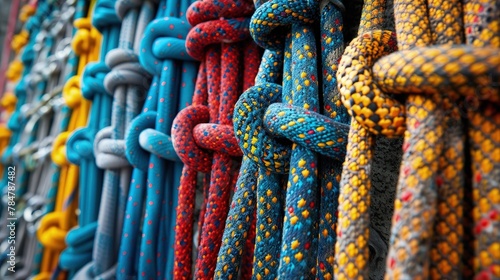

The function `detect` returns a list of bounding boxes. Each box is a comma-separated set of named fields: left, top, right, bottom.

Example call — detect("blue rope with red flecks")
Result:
left=117, top=0, right=199, bottom=278
left=218, top=0, right=349, bottom=278
left=171, top=0, right=261, bottom=278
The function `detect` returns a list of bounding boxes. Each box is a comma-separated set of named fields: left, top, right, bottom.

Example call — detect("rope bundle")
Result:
left=0, top=0, right=497, bottom=279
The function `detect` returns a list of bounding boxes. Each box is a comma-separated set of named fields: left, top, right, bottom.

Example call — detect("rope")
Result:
left=212, top=0, right=351, bottom=278
left=35, top=1, right=101, bottom=278
left=336, top=0, right=499, bottom=278
left=118, top=0, right=199, bottom=278
left=72, top=1, right=152, bottom=278
left=59, top=0, right=122, bottom=276
left=171, top=0, right=260, bottom=278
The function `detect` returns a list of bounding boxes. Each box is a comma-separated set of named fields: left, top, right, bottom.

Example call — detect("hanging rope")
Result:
left=171, top=0, right=260, bottom=278
left=72, top=1, right=153, bottom=279
left=119, top=0, right=199, bottom=278
left=336, top=0, right=499, bottom=278
left=35, top=1, right=101, bottom=278
left=223, top=0, right=353, bottom=278
left=59, top=0, right=122, bottom=276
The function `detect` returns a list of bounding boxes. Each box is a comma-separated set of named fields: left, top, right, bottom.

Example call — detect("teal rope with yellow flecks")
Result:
left=220, top=0, right=349, bottom=278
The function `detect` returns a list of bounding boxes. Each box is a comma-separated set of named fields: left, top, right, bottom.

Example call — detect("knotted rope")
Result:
left=59, top=0, right=122, bottom=276
left=219, top=0, right=352, bottom=278
left=171, top=0, right=260, bottom=278
left=118, top=0, right=199, bottom=278
left=35, top=1, right=101, bottom=278
left=335, top=0, right=499, bottom=278
left=72, top=1, right=152, bottom=279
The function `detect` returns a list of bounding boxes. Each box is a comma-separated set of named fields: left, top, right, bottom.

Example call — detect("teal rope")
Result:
left=59, top=0, right=121, bottom=275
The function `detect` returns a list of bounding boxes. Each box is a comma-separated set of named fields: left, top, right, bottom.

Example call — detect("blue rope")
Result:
left=119, top=0, right=197, bottom=278
left=73, top=1, right=153, bottom=279
left=59, top=0, right=122, bottom=276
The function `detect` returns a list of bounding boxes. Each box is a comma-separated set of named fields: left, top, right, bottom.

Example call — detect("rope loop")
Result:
left=94, top=126, right=129, bottom=169
left=125, top=111, right=157, bottom=171
left=92, top=0, right=121, bottom=32
left=66, top=128, right=95, bottom=164
left=171, top=105, right=213, bottom=173
left=6, top=60, right=24, bottom=81
left=233, top=83, right=291, bottom=174
left=186, top=18, right=251, bottom=60
left=1, top=93, right=17, bottom=113
left=338, top=30, right=406, bottom=137
left=138, top=128, right=180, bottom=162
left=72, top=18, right=98, bottom=56
left=186, top=0, right=254, bottom=26
left=139, top=17, right=194, bottom=75
left=374, top=44, right=500, bottom=103
left=193, top=123, right=242, bottom=156
left=81, top=62, right=110, bottom=100
left=263, top=103, right=349, bottom=161
left=51, top=131, right=70, bottom=167
left=104, top=48, right=152, bottom=95
left=249, top=0, right=318, bottom=50
left=63, top=75, right=84, bottom=109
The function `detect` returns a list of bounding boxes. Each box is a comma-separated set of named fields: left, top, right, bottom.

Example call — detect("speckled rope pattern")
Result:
left=335, top=0, right=499, bottom=278
left=219, top=0, right=350, bottom=278
left=171, top=0, right=260, bottom=278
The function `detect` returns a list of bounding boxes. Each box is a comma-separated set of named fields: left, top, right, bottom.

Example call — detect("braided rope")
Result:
left=335, top=0, right=499, bottom=278
left=59, top=0, right=123, bottom=276
left=34, top=1, right=101, bottom=278
left=171, top=0, right=260, bottom=278
left=116, top=0, right=199, bottom=278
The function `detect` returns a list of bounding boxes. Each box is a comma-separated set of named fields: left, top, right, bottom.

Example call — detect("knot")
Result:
left=104, top=49, right=152, bottom=94
left=373, top=44, right=500, bottom=103
left=94, top=126, right=130, bottom=169
left=92, top=0, right=121, bottom=32
left=37, top=212, right=67, bottom=251
left=72, top=18, right=98, bottom=56
left=52, top=132, right=70, bottom=166
left=115, top=0, right=143, bottom=19
left=6, top=60, right=23, bottom=81
left=139, top=17, right=195, bottom=75
left=63, top=76, right=84, bottom=109
left=263, top=103, right=349, bottom=161
left=81, top=62, right=110, bottom=100
left=7, top=111, right=23, bottom=132
left=186, top=18, right=251, bottom=60
left=0, top=92, right=17, bottom=113
left=171, top=105, right=212, bottom=173
left=139, top=128, right=180, bottom=162
left=0, top=126, right=11, bottom=140
left=19, top=4, right=36, bottom=23
left=186, top=0, right=254, bottom=27
left=338, top=30, right=406, bottom=137
left=233, top=83, right=291, bottom=173
left=66, top=128, right=95, bottom=165
left=11, top=30, right=29, bottom=53
left=193, top=124, right=242, bottom=156
left=125, top=111, right=157, bottom=171
left=250, top=0, right=317, bottom=50
left=59, top=223, right=97, bottom=270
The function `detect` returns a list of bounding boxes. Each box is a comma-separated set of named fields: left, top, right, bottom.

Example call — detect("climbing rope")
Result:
left=71, top=1, right=153, bottom=279
left=336, top=0, right=499, bottom=278
left=35, top=1, right=101, bottom=279
left=171, top=0, right=260, bottom=278
left=118, top=0, right=199, bottom=278
left=59, top=0, right=122, bottom=276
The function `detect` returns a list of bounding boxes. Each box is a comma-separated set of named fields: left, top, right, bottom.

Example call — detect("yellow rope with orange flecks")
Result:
left=335, top=0, right=499, bottom=278
left=35, top=2, right=101, bottom=279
